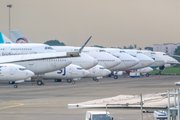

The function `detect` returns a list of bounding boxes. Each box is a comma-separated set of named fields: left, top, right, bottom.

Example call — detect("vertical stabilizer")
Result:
left=10, top=30, right=32, bottom=43
left=0, top=32, right=13, bottom=44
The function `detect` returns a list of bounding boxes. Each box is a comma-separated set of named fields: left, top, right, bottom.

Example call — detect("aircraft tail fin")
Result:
left=0, top=32, right=13, bottom=44
left=9, top=30, right=32, bottom=43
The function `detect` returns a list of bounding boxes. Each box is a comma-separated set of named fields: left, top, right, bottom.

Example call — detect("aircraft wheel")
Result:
left=72, top=81, right=75, bottom=84
left=67, top=79, right=72, bottom=83
left=96, top=79, right=99, bottom=82
left=113, top=75, right=118, bottom=79
left=37, top=80, right=43, bottom=86
left=14, top=84, right=18, bottom=88
left=93, top=78, right=96, bottom=81
left=146, top=73, right=149, bottom=77
left=108, top=74, right=111, bottom=77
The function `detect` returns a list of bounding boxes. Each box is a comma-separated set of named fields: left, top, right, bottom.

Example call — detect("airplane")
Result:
left=0, top=64, right=34, bottom=88
left=0, top=32, right=91, bottom=88
left=155, top=52, right=178, bottom=74
left=140, top=50, right=166, bottom=69
left=85, top=65, right=111, bottom=82
left=43, top=64, right=89, bottom=84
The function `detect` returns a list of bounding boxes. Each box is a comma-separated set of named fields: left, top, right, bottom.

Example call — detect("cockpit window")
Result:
left=77, top=68, right=83, bottom=70
left=163, top=54, right=167, bottom=56
left=19, top=68, right=26, bottom=71
left=99, top=50, right=106, bottom=52
left=120, top=51, right=126, bottom=53
left=137, top=52, right=142, bottom=54
left=151, top=52, right=156, bottom=55
left=100, top=67, right=105, bottom=69
left=45, top=47, right=54, bottom=50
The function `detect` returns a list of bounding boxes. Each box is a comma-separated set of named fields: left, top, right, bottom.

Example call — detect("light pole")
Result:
left=7, top=4, right=12, bottom=38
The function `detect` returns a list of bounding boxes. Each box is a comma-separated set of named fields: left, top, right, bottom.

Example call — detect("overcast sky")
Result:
left=0, top=0, right=180, bottom=49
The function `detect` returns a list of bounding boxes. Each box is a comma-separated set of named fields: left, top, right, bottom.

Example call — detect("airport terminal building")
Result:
left=153, top=43, right=180, bottom=55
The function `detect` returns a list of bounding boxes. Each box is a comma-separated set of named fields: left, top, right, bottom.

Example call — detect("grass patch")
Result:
left=150, top=67, right=180, bottom=75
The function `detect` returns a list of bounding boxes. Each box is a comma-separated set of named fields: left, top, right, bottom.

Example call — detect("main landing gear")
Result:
left=14, top=84, right=18, bottom=88
left=113, top=75, right=118, bottom=79
left=67, top=79, right=75, bottom=84
left=93, top=78, right=99, bottom=82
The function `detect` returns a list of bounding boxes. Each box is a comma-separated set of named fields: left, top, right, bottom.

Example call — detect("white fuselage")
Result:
left=123, top=49, right=155, bottom=70
left=103, top=48, right=139, bottom=71
left=140, top=50, right=166, bottom=68
left=0, top=64, right=34, bottom=81
left=137, top=67, right=153, bottom=73
left=155, top=52, right=178, bottom=64
left=86, top=65, right=111, bottom=78
left=44, top=64, right=89, bottom=80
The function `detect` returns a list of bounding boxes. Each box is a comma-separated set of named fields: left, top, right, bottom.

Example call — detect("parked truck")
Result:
left=85, top=111, right=113, bottom=120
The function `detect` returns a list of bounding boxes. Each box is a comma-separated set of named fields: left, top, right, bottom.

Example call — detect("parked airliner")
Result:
left=140, top=50, right=166, bottom=68
left=44, top=64, right=89, bottom=84
left=0, top=64, right=34, bottom=88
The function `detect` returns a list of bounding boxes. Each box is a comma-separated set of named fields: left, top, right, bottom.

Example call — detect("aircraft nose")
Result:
left=83, top=70, right=89, bottom=76
left=134, top=58, right=139, bottom=65
left=26, top=70, right=34, bottom=78
left=148, top=67, right=153, bottom=72
left=105, top=69, right=111, bottom=75
left=93, top=59, right=98, bottom=66
left=149, top=58, right=155, bottom=65
left=115, top=58, right=121, bottom=65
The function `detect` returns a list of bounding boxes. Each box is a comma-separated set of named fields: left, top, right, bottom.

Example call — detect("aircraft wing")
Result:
left=0, top=36, right=92, bottom=63
left=0, top=52, right=77, bottom=64
left=166, top=62, right=180, bottom=65
left=171, top=55, right=180, bottom=58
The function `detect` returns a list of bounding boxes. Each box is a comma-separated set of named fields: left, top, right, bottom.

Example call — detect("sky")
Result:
left=0, top=0, right=180, bottom=49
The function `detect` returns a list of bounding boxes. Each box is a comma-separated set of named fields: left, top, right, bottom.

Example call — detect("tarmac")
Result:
left=0, top=75, right=179, bottom=120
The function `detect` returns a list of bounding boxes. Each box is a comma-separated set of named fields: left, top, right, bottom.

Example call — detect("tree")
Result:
left=144, top=47, right=153, bottom=51
left=123, top=46, right=127, bottom=49
left=174, top=46, right=180, bottom=62
left=174, top=46, right=180, bottom=55
left=44, top=40, right=66, bottom=46
left=129, top=45, right=134, bottom=49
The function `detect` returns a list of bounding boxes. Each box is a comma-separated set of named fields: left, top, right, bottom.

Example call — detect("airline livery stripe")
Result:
left=0, top=32, right=4, bottom=43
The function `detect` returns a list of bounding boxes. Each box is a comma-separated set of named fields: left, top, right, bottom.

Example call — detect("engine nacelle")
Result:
left=0, top=64, right=34, bottom=81
left=175, top=82, right=180, bottom=86
left=159, top=66, right=165, bottom=70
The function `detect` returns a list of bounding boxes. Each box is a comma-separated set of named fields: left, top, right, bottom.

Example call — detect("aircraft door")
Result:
left=9, top=66, right=14, bottom=75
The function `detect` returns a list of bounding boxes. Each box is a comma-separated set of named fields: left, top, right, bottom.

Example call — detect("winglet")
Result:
left=78, top=36, right=92, bottom=53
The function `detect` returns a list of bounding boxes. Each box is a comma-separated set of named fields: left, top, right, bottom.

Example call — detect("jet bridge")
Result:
left=68, top=89, right=180, bottom=120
